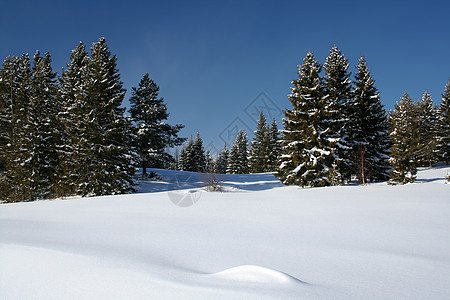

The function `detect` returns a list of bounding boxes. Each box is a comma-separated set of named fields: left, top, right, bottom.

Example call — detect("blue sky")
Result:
left=1, top=0, right=449, bottom=155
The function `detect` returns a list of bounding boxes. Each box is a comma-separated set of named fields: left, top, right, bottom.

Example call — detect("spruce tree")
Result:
left=0, top=54, right=34, bottom=202
left=388, top=93, right=420, bottom=184
left=323, top=45, right=352, bottom=182
left=437, top=81, right=450, bottom=164
left=347, top=56, right=390, bottom=183
left=416, top=90, right=439, bottom=167
left=249, top=111, right=269, bottom=173
left=29, top=51, right=59, bottom=198
left=192, top=132, right=206, bottom=172
left=129, top=73, right=184, bottom=176
left=57, top=42, right=91, bottom=196
left=81, top=37, right=135, bottom=196
left=214, top=144, right=229, bottom=174
left=267, top=118, right=281, bottom=172
left=276, top=51, right=337, bottom=187
left=227, top=130, right=249, bottom=174
left=178, top=136, right=194, bottom=171
left=205, top=150, right=214, bottom=172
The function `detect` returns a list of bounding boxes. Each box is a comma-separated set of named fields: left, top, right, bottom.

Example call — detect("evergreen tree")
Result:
left=323, top=45, right=352, bottom=182
left=57, top=42, right=91, bottom=196
left=28, top=51, right=59, bottom=198
left=388, top=93, right=420, bottom=184
left=81, top=37, right=136, bottom=196
left=214, top=144, right=229, bottom=174
left=267, top=118, right=281, bottom=172
left=347, top=56, right=390, bottom=183
left=0, top=54, right=34, bottom=201
left=275, top=51, right=338, bottom=187
left=249, top=111, right=270, bottom=173
left=192, top=132, right=206, bottom=172
left=416, top=90, right=439, bottom=166
left=437, top=81, right=450, bottom=164
left=205, top=150, right=214, bottom=172
left=227, top=130, right=249, bottom=174
left=129, top=73, right=184, bottom=176
left=178, top=136, right=194, bottom=171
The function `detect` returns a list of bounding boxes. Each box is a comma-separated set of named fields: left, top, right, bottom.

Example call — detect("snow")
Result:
left=1, top=166, right=450, bottom=299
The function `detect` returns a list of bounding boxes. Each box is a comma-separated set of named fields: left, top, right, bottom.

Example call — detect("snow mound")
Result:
left=210, top=265, right=305, bottom=284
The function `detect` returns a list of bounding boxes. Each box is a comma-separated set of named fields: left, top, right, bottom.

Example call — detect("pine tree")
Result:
left=205, top=150, right=214, bottom=172
left=276, top=51, right=338, bottom=187
left=347, top=56, right=390, bottom=183
left=267, top=118, right=281, bottom=172
left=192, top=132, right=206, bottom=172
left=0, top=54, right=34, bottom=202
left=437, top=81, right=450, bottom=164
left=28, top=51, right=59, bottom=198
left=388, top=93, right=420, bottom=184
left=227, top=130, right=249, bottom=174
left=214, top=144, right=229, bottom=174
left=57, top=42, right=91, bottom=196
left=323, top=45, right=352, bottom=182
left=129, top=73, right=184, bottom=176
left=416, top=90, right=439, bottom=167
left=178, top=136, right=194, bottom=171
left=249, top=111, right=269, bottom=173
left=81, top=37, right=136, bottom=196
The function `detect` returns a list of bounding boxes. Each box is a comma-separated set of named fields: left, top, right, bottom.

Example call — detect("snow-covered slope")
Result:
left=1, top=167, right=449, bottom=299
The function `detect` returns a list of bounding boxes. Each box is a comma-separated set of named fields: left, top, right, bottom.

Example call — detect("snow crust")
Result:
left=1, top=166, right=449, bottom=299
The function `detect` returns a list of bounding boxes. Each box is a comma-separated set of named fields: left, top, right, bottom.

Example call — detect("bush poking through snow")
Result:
left=199, top=172, right=225, bottom=192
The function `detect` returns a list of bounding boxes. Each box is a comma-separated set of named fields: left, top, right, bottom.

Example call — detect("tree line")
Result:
left=275, top=45, right=449, bottom=187
left=176, top=111, right=281, bottom=174
left=0, top=37, right=183, bottom=202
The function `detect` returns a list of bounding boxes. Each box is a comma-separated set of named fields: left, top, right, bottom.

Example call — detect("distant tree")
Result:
left=227, top=130, right=249, bottom=174
left=215, top=144, right=229, bottom=174
left=276, top=51, right=339, bottom=187
left=388, top=93, right=420, bottom=184
left=437, top=81, right=450, bottom=164
left=205, top=150, right=215, bottom=172
left=347, top=56, right=390, bottom=183
left=249, top=111, right=270, bottom=173
left=267, top=118, right=281, bottom=172
left=129, top=73, right=184, bottom=176
left=178, top=136, right=194, bottom=171
left=192, top=132, right=206, bottom=172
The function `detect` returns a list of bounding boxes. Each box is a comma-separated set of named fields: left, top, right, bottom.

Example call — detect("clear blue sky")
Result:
left=1, top=0, right=449, bottom=155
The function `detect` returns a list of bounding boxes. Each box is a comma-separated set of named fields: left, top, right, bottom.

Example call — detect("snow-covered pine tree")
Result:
left=57, top=42, right=91, bottom=196
left=437, top=81, right=450, bottom=164
left=205, top=150, right=214, bottom=172
left=347, top=56, right=390, bottom=183
left=275, top=51, right=337, bottom=187
left=214, top=144, right=229, bottom=174
left=323, top=45, right=352, bottom=182
left=249, top=111, right=270, bottom=173
left=129, top=73, right=184, bottom=176
left=28, top=51, right=59, bottom=198
left=178, top=136, right=194, bottom=171
left=416, top=91, right=439, bottom=167
left=227, top=130, right=249, bottom=174
left=267, top=118, right=281, bottom=172
left=192, top=132, right=206, bottom=172
left=0, top=54, right=34, bottom=202
left=80, top=37, right=136, bottom=196
left=388, top=93, right=420, bottom=184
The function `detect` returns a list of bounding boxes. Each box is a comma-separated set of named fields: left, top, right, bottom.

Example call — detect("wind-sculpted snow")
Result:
left=1, top=166, right=449, bottom=299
